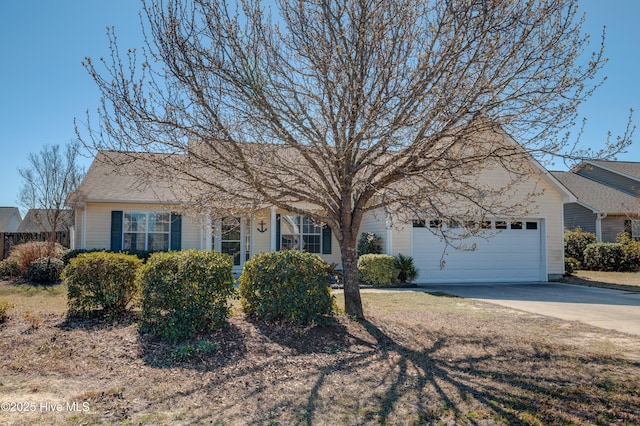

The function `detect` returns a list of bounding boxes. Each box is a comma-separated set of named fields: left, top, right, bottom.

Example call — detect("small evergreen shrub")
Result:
left=357, top=232, right=382, bottom=257
left=395, top=253, right=418, bottom=283
left=564, top=228, right=596, bottom=265
left=583, top=243, right=625, bottom=272
left=8, top=242, right=64, bottom=275
left=138, top=250, right=235, bottom=342
left=358, top=254, right=398, bottom=286
left=564, top=257, right=580, bottom=276
left=64, top=252, right=142, bottom=317
left=0, top=301, right=13, bottom=323
left=0, top=258, right=21, bottom=279
left=26, top=257, right=64, bottom=283
left=616, top=232, right=640, bottom=272
left=239, top=251, right=333, bottom=325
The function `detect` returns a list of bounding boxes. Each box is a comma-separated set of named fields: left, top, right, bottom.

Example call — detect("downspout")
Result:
left=595, top=212, right=607, bottom=242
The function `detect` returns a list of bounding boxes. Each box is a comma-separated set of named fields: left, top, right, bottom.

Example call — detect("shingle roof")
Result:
left=550, top=171, right=638, bottom=214
left=16, top=209, right=73, bottom=233
left=0, top=207, right=21, bottom=232
left=586, top=160, right=640, bottom=181
left=70, top=151, right=190, bottom=204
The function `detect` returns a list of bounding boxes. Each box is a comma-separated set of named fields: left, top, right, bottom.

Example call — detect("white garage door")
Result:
left=412, top=220, right=544, bottom=283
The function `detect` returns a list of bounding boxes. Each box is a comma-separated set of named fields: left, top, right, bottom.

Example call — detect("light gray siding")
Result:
left=577, top=166, right=640, bottom=196
left=601, top=215, right=627, bottom=242
left=563, top=203, right=596, bottom=234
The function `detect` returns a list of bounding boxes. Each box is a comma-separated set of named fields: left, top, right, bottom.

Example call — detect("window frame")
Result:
left=280, top=215, right=323, bottom=254
left=123, top=211, right=171, bottom=251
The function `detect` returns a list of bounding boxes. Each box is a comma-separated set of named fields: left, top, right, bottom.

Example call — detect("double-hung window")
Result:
left=220, top=217, right=242, bottom=265
left=123, top=212, right=170, bottom=251
left=280, top=215, right=323, bottom=253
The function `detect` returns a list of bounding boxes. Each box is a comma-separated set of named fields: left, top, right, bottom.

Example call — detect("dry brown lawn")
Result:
left=1, top=281, right=640, bottom=425
left=564, top=270, right=640, bottom=293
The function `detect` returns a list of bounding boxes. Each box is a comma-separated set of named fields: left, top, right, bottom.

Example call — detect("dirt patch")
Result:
left=1, top=282, right=640, bottom=425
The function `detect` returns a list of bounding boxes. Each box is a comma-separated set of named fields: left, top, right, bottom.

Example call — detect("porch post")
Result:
left=385, top=216, right=393, bottom=255
left=270, top=206, right=277, bottom=251
left=213, top=218, right=222, bottom=252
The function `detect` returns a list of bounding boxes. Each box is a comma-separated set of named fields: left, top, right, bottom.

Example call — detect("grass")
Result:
left=563, top=270, right=640, bottom=292
left=1, top=279, right=640, bottom=425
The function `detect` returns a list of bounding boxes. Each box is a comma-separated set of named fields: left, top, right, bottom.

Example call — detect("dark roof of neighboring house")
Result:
left=16, top=209, right=73, bottom=233
left=550, top=171, right=638, bottom=214
left=0, top=207, right=21, bottom=232
left=580, top=160, right=640, bottom=181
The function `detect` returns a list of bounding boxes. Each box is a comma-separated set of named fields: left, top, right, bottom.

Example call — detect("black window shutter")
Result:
left=276, top=214, right=281, bottom=251
left=110, top=211, right=123, bottom=251
left=170, top=213, right=182, bottom=251
left=322, top=224, right=332, bottom=254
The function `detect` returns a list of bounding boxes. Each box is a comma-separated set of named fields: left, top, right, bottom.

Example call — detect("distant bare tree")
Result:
left=18, top=142, right=85, bottom=251
left=79, top=0, right=633, bottom=318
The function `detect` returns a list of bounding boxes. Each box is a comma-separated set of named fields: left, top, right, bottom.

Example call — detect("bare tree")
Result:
left=78, top=0, right=633, bottom=318
left=18, top=142, right=85, bottom=251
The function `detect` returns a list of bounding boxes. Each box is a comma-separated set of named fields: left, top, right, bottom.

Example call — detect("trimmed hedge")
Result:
left=583, top=243, right=625, bottom=272
left=239, top=251, right=333, bottom=325
left=26, top=257, right=64, bottom=283
left=64, top=252, right=143, bottom=317
left=62, top=248, right=153, bottom=265
left=564, top=228, right=596, bottom=266
left=358, top=254, right=398, bottom=286
left=138, top=250, right=235, bottom=342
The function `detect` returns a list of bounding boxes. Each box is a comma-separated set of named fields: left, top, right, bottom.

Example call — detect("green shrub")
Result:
left=395, top=253, right=418, bottom=283
left=357, top=232, right=382, bottom=257
left=0, top=258, right=21, bottom=279
left=239, top=251, right=333, bottom=325
left=62, top=249, right=153, bottom=265
left=64, top=252, right=143, bottom=317
left=564, top=257, right=580, bottom=276
left=138, top=250, right=235, bottom=342
left=616, top=232, right=640, bottom=272
left=26, top=257, right=64, bottom=283
left=583, top=243, right=625, bottom=272
left=358, top=254, right=398, bottom=286
left=0, top=301, right=14, bottom=323
left=564, top=228, right=596, bottom=265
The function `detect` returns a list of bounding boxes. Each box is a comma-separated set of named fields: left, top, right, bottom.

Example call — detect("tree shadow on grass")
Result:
left=248, top=317, right=373, bottom=355
left=58, top=310, right=139, bottom=331
left=137, top=321, right=248, bottom=371
left=113, top=313, right=640, bottom=425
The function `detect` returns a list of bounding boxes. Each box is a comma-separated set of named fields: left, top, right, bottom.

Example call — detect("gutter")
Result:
left=595, top=212, right=607, bottom=242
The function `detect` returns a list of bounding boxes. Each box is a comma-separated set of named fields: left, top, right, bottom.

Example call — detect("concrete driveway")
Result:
left=420, top=282, right=640, bottom=336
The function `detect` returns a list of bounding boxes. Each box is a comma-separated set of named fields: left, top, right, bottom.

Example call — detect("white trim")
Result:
left=81, top=205, right=86, bottom=249
left=385, top=216, right=393, bottom=255
left=269, top=206, right=277, bottom=251
left=205, top=215, right=213, bottom=250
left=595, top=212, right=607, bottom=242
left=213, top=219, right=222, bottom=252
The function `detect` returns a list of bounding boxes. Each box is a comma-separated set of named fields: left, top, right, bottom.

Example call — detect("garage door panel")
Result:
left=412, top=222, right=542, bottom=283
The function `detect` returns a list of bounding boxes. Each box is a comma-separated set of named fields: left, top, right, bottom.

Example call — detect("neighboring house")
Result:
left=0, top=207, right=22, bottom=232
left=16, top=209, right=73, bottom=233
left=69, top=133, right=574, bottom=283
left=551, top=160, right=640, bottom=242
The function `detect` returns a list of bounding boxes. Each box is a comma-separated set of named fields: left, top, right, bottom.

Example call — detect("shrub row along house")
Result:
left=67, top=128, right=580, bottom=284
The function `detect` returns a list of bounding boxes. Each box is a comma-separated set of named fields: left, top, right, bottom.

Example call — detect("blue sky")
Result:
left=0, top=1, right=638, bottom=210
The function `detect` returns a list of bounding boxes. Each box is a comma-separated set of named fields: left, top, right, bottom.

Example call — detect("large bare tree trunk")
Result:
left=341, top=231, right=364, bottom=319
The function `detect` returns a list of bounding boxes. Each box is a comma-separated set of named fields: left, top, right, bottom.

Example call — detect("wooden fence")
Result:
left=1, top=232, right=70, bottom=259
